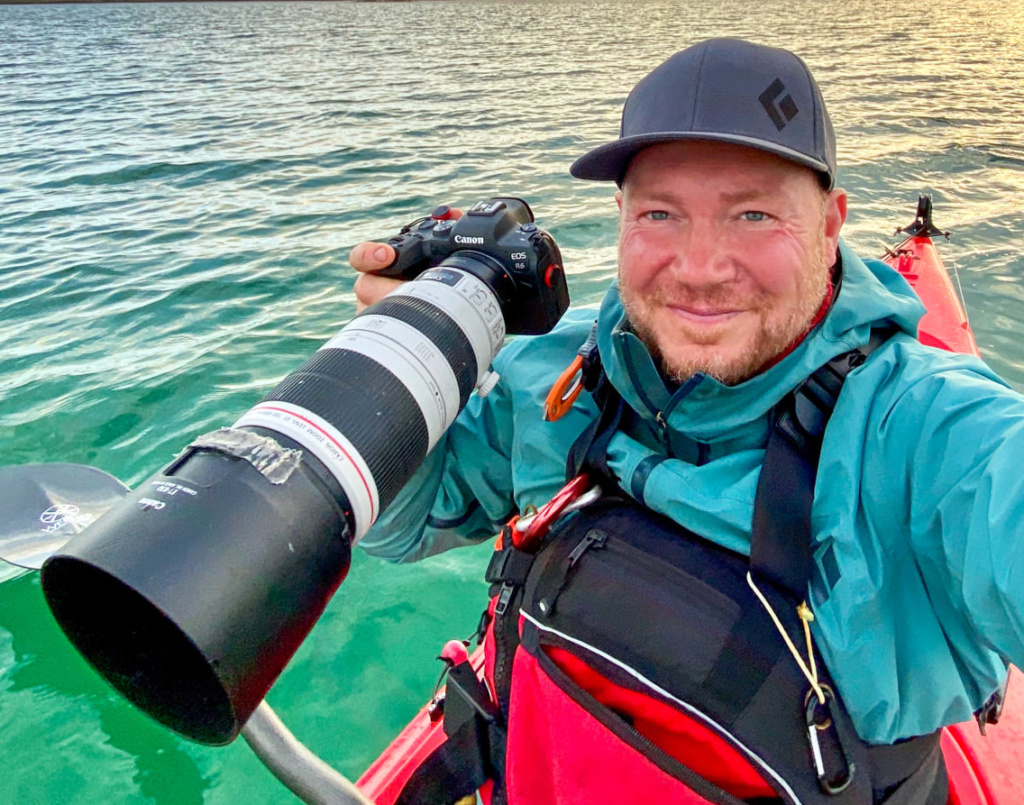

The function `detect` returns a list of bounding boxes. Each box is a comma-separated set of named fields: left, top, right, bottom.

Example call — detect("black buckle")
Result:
left=777, top=375, right=837, bottom=453
left=485, top=545, right=535, bottom=587
left=776, top=344, right=873, bottom=455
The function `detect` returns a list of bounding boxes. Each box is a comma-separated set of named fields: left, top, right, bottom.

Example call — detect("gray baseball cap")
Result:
left=570, top=38, right=836, bottom=189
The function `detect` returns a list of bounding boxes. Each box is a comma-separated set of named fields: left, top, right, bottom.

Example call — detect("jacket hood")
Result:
left=596, top=241, right=926, bottom=441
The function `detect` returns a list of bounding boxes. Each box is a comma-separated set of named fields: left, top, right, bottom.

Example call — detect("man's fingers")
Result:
left=349, top=241, right=396, bottom=274
left=354, top=272, right=405, bottom=312
left=349, top=206, right=463, bottom=277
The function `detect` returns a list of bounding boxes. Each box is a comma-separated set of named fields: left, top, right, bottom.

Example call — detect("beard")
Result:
left=620, top=239, right=832, bottom=387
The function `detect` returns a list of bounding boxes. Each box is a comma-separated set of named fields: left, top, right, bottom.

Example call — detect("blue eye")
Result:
left=743, top=211, right=768, bottom=222
left=646, top=210, right=670, bottom=221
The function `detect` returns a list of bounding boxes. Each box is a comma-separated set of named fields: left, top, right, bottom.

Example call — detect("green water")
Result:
left=1, top=0, right=1023, bottom=801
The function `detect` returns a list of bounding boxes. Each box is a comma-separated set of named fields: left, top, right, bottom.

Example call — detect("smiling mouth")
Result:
left=669, top=305, right=745, bottom=325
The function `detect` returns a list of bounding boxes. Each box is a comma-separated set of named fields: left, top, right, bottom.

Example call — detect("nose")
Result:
left=671, top=221, right=737, bottom=287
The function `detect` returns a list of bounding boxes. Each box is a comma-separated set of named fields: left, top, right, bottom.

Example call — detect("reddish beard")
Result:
left=621, top=244, right=831, bottom=387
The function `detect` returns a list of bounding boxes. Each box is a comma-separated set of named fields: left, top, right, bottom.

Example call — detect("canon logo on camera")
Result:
left=454, top=235, right=485, bottom=245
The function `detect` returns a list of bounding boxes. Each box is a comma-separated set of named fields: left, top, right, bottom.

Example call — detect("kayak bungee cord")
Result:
left=949, top=253, right=973, bottom=332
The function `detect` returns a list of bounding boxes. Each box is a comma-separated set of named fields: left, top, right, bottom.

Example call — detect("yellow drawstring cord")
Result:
left=746, top=572, right=826, bottom=705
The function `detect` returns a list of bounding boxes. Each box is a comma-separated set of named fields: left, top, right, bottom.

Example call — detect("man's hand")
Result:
left=349, top=241, right=402, bottom=312
left=349, top=207, right=464, bottom=312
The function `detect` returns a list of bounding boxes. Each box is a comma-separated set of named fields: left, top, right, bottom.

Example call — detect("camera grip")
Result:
left=376, top=232, right=431, bottom=280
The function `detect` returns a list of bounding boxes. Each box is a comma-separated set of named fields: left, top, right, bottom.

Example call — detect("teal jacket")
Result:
left=362, top=242, right=1020, bottom=745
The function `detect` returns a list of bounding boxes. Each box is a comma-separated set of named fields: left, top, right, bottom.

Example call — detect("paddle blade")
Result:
left=0, top=463, right=129, bottom=570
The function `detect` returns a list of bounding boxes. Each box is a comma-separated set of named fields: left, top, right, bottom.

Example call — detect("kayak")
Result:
left=355, top=197, right=1024, bottom=804
left=883, top=197, right=979, bottom=358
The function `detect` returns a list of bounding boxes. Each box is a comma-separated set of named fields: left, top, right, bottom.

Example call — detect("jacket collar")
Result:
left=596, top=241, right=925, bottom=442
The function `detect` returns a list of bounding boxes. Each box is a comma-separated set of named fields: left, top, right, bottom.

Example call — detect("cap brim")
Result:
left=570, top=131, right=833, bottom=187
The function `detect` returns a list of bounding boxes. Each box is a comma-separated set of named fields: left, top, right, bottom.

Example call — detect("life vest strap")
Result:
left=750, top=329, right=892, bottom=599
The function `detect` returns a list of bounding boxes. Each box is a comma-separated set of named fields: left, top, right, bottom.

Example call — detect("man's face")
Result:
left=617, top=141, right=847, bottom=386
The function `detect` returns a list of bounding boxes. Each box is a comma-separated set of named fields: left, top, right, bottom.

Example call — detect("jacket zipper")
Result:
left=492, top=590, right=519, bottom=722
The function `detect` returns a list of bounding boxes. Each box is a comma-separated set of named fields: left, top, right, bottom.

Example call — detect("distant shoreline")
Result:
left=2, top=0, right=417, bottom=5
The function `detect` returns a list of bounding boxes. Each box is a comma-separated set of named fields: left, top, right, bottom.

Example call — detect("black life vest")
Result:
left=398, top=334, right=949, bottom=805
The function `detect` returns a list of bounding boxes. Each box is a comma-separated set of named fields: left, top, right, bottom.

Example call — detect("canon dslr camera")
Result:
left=381, top=197, right=567, bottom=334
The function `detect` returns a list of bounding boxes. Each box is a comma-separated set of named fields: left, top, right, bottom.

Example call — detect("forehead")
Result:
left=622, top=140, right=819, bottom=197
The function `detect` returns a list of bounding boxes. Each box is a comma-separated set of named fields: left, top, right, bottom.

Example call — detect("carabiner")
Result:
left=804, top=684, right=855, bottom=796
left=544, top=355, right=585, bottom=421
left=513, top=474, right=596, bottom=551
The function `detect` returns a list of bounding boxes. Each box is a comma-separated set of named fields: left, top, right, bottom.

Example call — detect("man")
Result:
left=349, top=39, right=1021, bottom=803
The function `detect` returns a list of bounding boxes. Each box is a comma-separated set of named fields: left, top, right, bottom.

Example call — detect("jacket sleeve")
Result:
left=357, top=371, right=518, bottom=563
left=356, top=308, right=599, bottom=564
left=871, top=346, right=1024, bottom=669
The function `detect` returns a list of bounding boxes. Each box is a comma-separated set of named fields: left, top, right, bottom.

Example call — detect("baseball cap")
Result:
left=570, top=38, right=836, bottom=189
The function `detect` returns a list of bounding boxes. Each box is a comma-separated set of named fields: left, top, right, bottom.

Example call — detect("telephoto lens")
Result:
left=41, top=197, right=568, bottom=745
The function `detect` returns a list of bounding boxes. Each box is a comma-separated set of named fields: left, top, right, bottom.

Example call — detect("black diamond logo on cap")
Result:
left=759, top=79, right=799, bottom=131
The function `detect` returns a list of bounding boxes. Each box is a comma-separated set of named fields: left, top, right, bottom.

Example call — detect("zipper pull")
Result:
left=567, top=529, right=608, bottom=568
left=494, top=582, right=516, bottom=616
left=538, top=529, right=608, bottom=617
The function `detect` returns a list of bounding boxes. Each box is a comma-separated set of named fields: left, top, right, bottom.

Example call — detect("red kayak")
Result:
left=357, top=197, right=1021, bottom=804
left=883, top=197, right=979, bottom=358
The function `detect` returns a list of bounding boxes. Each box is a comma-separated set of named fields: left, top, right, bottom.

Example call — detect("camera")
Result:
left=40, top=197, right=569, bottom=745
left=381, top=197, right=567, bottom=335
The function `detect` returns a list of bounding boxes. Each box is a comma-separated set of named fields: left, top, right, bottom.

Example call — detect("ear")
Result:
left=615, top=189, right=623, bottom=211
left=823, top=188, right=847, bottom=261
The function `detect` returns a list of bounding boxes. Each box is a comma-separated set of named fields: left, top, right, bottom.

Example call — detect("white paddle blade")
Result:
left=0, top=463, right=129, bottom=570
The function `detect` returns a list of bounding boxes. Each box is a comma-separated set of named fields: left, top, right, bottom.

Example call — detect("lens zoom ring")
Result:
left=361, top=296, right=478, bottom=407
left=264, top=350, right=428, bottom=509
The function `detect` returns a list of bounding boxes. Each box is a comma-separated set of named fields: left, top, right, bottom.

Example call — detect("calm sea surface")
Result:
left=1, top=0, right=1023, bottom=801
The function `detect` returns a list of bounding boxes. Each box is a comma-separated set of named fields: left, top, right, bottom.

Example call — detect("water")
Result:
left=1, top=0, right=1022, bottom=801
